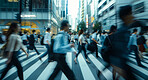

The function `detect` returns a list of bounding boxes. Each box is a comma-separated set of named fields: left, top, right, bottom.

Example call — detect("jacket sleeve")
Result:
left=53, top=35, right=74, bottom=53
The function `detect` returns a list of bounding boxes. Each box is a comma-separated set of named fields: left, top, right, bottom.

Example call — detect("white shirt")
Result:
left=6, top=34, right=25, bottom=52
left=1, top=35, right=6, bottom=42
left=22, top=34, right=27, bottom=40
left=79, top=34, right=85, bottom=43
left=92, top=33, right=97, bottom=41
left=44, top=32, right=51, bottom=44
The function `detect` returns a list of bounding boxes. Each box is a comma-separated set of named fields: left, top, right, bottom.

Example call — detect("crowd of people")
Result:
left=0, top=5, right=148, bottom=80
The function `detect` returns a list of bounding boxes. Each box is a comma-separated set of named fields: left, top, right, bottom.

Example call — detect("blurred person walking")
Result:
left=48, top=20, right=76, bottom=80
left=137, top=32, right=147, bottom=58
left=107, top=5, right=147, bottom=80
left=38, top=28, right=52, bottom=62
left=98, top=25, right=119, bottom=80
left=28, top=30, right=40, bottom=55
left=74, top=29, right=90, bottom=64
left=0, top=23, right=28, bottom=80
left=22, top=31, right=28, bottom=45
left=128, top=29, right=144, bottom=67
left=91, top=29, right=99, bottom=58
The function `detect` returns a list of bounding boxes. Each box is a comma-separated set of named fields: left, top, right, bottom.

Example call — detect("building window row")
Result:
left=133, top=2, right=145, bottom=14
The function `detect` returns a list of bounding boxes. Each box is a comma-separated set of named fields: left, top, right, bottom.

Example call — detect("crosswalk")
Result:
left=0, top=50, right=148, bottom=80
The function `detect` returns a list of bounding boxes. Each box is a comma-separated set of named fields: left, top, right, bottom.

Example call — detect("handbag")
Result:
left=87, top=41, right=96, bottom=52
left=0, top=43, right=8, bottom=58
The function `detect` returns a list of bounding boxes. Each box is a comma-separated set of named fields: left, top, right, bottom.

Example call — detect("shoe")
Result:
left=37, top=52, right=41, bottom=55
left=39, top=57, right=42, bottom=61
left=97, top=70, right=101, bottom=78
left=86, top=59, right=90, bottom=64
left=48, top=60, right=54, bottom=62
left=138, top=64, right=146, bottom=68
left=74, top=58, right=77, bottom=64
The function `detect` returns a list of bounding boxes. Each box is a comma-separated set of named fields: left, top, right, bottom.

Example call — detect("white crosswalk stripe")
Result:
left=3, top=52, right=38, bottom=79
left=78, top=53, right=96, bottom=80
left=61, top=52, right=72, bottom=80
left=0, top=50, right=148, bottom=80
left=15, top=54, right=47, bottom=80
left=88, top=54, right=112, bottom=79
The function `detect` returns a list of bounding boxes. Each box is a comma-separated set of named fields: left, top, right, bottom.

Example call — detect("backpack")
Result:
left=50, top=33, right=64, bottom=53
left=100, top=36, right=112, bottom=63
left=40, top=36, right=45, bottom=45
left=49, top=33, right=64, bottom=61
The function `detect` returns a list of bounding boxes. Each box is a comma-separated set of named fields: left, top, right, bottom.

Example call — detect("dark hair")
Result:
left=78, top=29, right=83, bottom=36
left=60, top=20, right=69, bottom=30
left=6, top=23, right=18, bottom=41
left=24, top=31, right=27, bottom=34
left=32, top=30, right=36, bottom=33
left=109, top=25, right=117, bottom=33
left=47, top=28, right=50, bottom=31
left=93, top=29, right=97, bottom=33
left=133, top=29, right=138, bottom=33
left=119, top=5, right=132, bottom=20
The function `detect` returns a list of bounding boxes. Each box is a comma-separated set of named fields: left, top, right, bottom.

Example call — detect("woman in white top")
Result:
left=0, top=23, right=28, bottom=80
left=74, top=29, right=90, bottom=64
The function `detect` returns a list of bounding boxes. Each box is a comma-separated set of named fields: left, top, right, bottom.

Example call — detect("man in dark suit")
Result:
left=28, top=30, right=40, bottom=55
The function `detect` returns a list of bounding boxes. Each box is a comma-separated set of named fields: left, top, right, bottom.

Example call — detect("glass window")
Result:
left=133, top=2, right=145, bottom=14
left=109, top=4, right=114, bottom=11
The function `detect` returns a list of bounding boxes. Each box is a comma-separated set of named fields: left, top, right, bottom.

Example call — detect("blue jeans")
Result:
left=40, top=44, right=50, bottom=60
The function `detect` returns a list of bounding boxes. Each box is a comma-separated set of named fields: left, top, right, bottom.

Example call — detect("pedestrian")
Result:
left=108, top=5, right=147, bottom=80
left=28, top=30, right=40, bottom=55
left=48, top=20, right=76, bottom=80
left=128, top=29, right=144, bottom=67
left=0, top=23, right=29, bottom=80
left=137, top=32, right=147, bottom=58
left=98, top=25, right=118, bottom=80
left=74, top=34, right=78, bottom=44
left=74, top=29, right=90, bottom=64
left=22, top=31, right=28, bottom=45
left=38, top=28, right=52, bottom=62
left=91, top=29, right=99, bottom=58
left=100, top=31, right=106, bottom=45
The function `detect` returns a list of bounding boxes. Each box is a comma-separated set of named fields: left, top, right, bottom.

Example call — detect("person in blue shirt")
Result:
left=128, top=29, right=144, bottom=66
left=48, top=20, right=76, bottom=80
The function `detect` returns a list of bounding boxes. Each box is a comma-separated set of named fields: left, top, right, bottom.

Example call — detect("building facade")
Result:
left=0, top=0, right=62, bottom=35
left=97, top=0, right=148, bottom=30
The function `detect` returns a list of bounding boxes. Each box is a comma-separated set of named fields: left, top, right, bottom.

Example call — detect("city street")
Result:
left=0, top=44, right=148, bottom=80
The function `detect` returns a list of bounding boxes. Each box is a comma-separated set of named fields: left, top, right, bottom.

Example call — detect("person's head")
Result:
left=102, top=31, right=106, bottom=34
left=60, top=20, right=69, bottom=32
left=32, top=30, right=36, bottom=34
left=109, top=25, right=117, bottom=33
left=46, top=28, right=50, bottom=32
left=78, top=29, right=84, bottom=36
left=132, top=29, right=138, bottom=34
left=6, top=22, right=20, bottom=41
left=24, top=31, right=27, bottom=34
left=93, top=29, right=98, bottom=33
left=119, top=5, right=134, bottom=24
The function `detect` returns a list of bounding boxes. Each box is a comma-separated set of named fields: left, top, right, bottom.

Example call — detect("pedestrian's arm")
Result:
left=21, top=48, right=29, bottom=58
left=92, top=38, right=98, bottom=44
left=54, top=36, right=74, bottom=53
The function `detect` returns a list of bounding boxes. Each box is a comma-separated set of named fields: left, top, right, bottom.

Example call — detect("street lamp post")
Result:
left=19, top=0, right=22, bottom=24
